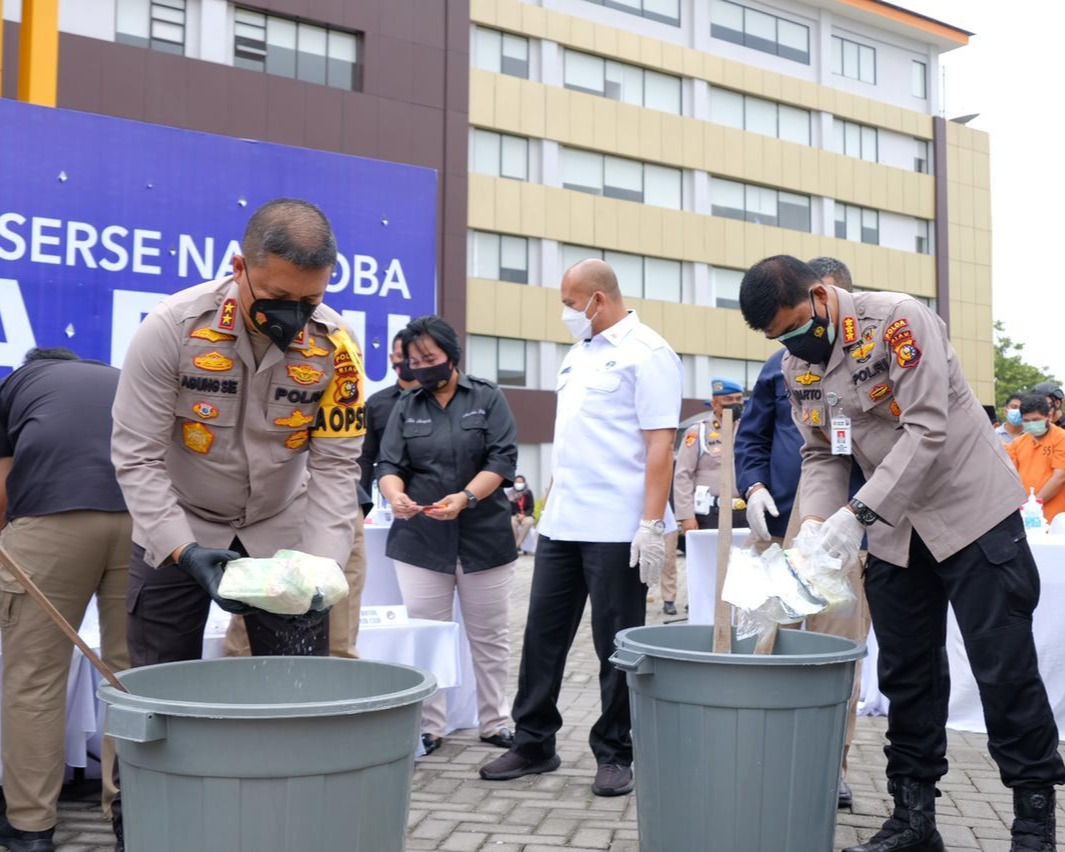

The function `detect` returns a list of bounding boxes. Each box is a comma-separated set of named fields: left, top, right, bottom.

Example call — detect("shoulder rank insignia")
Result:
left=287, top=364, right=324, bottom=385
left=219, top=298, right=237, bottom=330
left=274, top=409, right=314, bottom=428
left=193, top=352, right=234, bottom=372
left=842, top=317, right=858, bottom=345
left=304, top=337, right=329, bottom=358
left=182, top=422, right=214, bottom=454
left=795, top=370, right=822, bottom=386
left=191, top=327, right=236, bottom=343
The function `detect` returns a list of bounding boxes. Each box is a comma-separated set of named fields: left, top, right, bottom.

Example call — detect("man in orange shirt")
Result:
left=1007, top=393, right=1065, bottom=524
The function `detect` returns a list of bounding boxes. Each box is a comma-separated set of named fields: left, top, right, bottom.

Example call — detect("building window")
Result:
left=473, top=27, right=529, bottom=78
left=832, top=118, right=878, bottom=162
left=562, top=245, right=681, bottom=303
left=912, top=60, right=927, bottom=99
left=562, top=149, right=682, bottom=210
left=709, top=357, right=764, bottom=392
left=116, top=0, right=186, bottom=55
left=710, top=178, right=811, bottom=233
left=831, top=35, right=875, bottom=84
left=915, top=219, right=933, bottom=255
left=914, top=139, right=931, bottom=174
left=709, top=87, right=811, bottom=145
left=581, top=0, right=681, bottom=27
left=710, top=0, right=810, bottom=64
left=471, top=130, right=529, bottom=181
left=835, top=203, right=879, bottom=245
left=713, top=267, right=744, bottom=309
left=563, top=50, right=681, bottom=115
left=468, top=336, right=528, bottom=387
left=234, top=9, right=360, bottom=90
left=469, top=232, right=529, bottom=283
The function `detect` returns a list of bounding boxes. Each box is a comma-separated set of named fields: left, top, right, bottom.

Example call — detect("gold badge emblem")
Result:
left=192, top=402, right=219, bottom=420
left=285, top=430, right=309, bottom=450
left=193, top=352, right=234, bottom=372
left=182, top=422, right=214, bottom=454
left=795, top=371, right=821, bottom=386
left=890, top=400, right=902, bottom=417
left=219, top=298, right=237, bottom=330
left=274, top=409, right=314, bottom=428
left=190, top=327, right=236, bottom=343
left=304, top=338, right=329, bottom=357
left=287, top=364, right=324, bottom=385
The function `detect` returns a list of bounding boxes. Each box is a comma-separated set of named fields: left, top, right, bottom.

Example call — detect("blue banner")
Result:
left=0, top=100, right=437, bottom=395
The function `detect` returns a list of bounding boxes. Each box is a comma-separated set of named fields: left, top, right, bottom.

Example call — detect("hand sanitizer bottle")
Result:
left=1021, top=487, right=1046, bottom=536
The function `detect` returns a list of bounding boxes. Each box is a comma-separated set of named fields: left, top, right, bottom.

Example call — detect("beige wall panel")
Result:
left=796, top=79, right=820, bottom=111
left=722, top=59, right=745, bottom=91
left=468, top=173, right=496, bottom=229
left=850, top=93, right=871, bottom=124
left=702, top=53, right=726, bottom=84
left=867, top=99, right=886, bottom=128
left=542, top=188, right=571, bottom=242
left=815, top=149, right=837, bottom=199
left=519, top=285, right=549, bottom=341
left=683, top=47, right=704, bottom=78
left=683, top=121, right=705, bottom=171
left=661, top=210, right=686, bottom=259
left=639, top=109, right=664, bottom=163
left=637, top=299, right=665, bottom=337
left=742, top=133, right=765, bottom=179
left=568, top=15, right=596, bottom=51
left=868, top=164, right=888, bottom=210
left=761, top=71, right=782, bottom=102
left=616, top=202, right=643, bottom=253
left=798, top=146, right=821, bottom=194
left=614, top=28, right=641, bottom=64
left=639, top=205, right=665, bottom=255
left=946, top=145, right=960, bottom=180
left=974, top=232, right=991, bottom=267
left=519, top=182, right=546, bottom=237
left=956, top=183, right=974, bottom=227
left=946, top=183, right=960, bottom=222
left=544, top=86, right=570, bottom=141
left=520, top=83, right=546, bottom=138
left=780, top=143, right=802, bottom=186
left=469, top=71, right=495, bottom=126
left=493, top=178, right=524, bottom=234
left=972, top=190, right=990, bottom=232
left=640, top=36, right=666, bottom=72
left=704, top=217, right=728, bottom=264
left=722, top=219, right=747, bottom=268
left=742, top=64, right=765, bottom=97
left=743, top=225, right=765, bottom=264
left=493, top=283, right=524, bottom=339
left=662, top=114, right=685, bottom=166
left=466, top=278, right=498, bottom=333
left=569, top=93, right=596, bottom=148
left=761, top=141, right=783, bottom=188
left=592, top=20, right=617, bottom=56
left=773, top=229, right=805, bottom=262
left=593, top=97, right=618, bottom=152
left=470, top=0, right=494, bottom=25
left=850, top=159, right=872, bottom=206
left=520, top=3, right=546, bottom=37
left=958, top=225, right=975, bottom=264
left=544, top=6, right=570, bottom=42
left=660, top=302, right=688, bottom=352
left=683, top=301, right=709, bottom=354
left=683, top=212, right=708, bottom=260
left=956, top=147, right=974, bottom=188
left=614, top=105, right=642, bottom=160
left=494, top=0, right=522, bottom=33
left=704, top=307, right=728, bottom=355
left=885, top=169, right=904, bottom=212
left=885, top=249, right=907, bottom=286
left=718, top=127, right=745, bottom=178
left=592, top=195, right=619, bottom=248
left=494, top=74, right=522, bottom=131
left=567, top=192, right=597, bottom=245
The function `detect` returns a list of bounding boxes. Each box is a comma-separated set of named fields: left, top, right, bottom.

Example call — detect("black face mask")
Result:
left=725, top=402, right=744, bottom=421
left=412, top=361, right=453, bottom=391
left=778, top=292, right=836, bottom=364
left=245, top=266, right=316, bottom=352
left=394, top=359, right=416, bottom=382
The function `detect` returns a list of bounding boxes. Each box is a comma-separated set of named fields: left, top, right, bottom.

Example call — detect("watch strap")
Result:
left=462, top=488, right=478, bottom=506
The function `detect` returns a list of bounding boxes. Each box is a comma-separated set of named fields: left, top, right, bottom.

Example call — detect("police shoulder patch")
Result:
left=191, top=327, right=236, bottom=343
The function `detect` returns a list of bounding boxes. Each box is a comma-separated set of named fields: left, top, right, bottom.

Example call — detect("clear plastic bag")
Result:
left=217, top=549, right=348, bottom=615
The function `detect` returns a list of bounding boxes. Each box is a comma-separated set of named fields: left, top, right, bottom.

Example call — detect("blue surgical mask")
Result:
left=1023, top=419, right=1049, bottom=437
left=1006, top=409, right=1023, bottom=426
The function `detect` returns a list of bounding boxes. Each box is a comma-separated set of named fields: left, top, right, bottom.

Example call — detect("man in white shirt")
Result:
left=480, top=259, right=682, bottom=797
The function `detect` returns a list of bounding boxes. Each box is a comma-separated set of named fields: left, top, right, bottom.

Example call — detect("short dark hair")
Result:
left=807, top=256, right=853, bottom=292
left=23, top=347, right=79, bottom=364
left=403, top=315, right=462, bottom=366
left=241, top=198, right=337, bottom=269
left=739, top=255, right=821, bottom=331
left=1006, top=393, right=1024, bottom=406
left=1020, top=393, right=1050, bottom=417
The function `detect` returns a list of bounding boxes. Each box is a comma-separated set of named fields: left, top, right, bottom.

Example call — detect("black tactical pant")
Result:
left=511, top=536, right=646, bottom=766
left=865, top=511, right=1065, bottom=787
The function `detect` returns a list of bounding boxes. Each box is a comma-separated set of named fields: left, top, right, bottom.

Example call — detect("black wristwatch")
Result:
left=462, top=488, right=479, bottom=508
left=848, top=498, right=878, bottom=527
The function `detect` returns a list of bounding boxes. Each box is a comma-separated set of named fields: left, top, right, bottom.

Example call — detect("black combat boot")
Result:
left=842, top=777, right=945, bottom=852
left=1010, top=787, right=1055, bottom=851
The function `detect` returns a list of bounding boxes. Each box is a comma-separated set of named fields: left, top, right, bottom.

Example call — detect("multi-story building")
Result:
left=1, top=0, right=988, bottom=494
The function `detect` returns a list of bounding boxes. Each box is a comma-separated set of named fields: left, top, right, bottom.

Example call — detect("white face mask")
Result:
left=514, top=482, right=526, bottom=492
left=561, top=295, right=599, bottom=341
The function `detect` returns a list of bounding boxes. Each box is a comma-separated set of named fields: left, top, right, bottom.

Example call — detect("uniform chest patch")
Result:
left=274, top=409, right=314, bottom=428
left=191, top=401, right=219, bottom=420
left=685, top=433, right=696, bottom=448
left=284, top=430, right=310, bottom=450
left=287, top=364, right=324, bottom=385
left=795, top=371, right=821, bottom=386
left=193, top=352, right=234, bottom=372
left=190, top=327, right=236, bottom=343
left=182, top=422, right=214, bottom=454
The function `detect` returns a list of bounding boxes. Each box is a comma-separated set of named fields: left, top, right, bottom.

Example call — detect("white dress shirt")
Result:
left=538, top=311, right=683, bottom=543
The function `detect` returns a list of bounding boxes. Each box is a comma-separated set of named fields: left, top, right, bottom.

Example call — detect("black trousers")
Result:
left=865, top=511, right=1065, bottom=788
left=511, top=535, right=646, bottom=766
left=126, top=539, right=329, bottom=667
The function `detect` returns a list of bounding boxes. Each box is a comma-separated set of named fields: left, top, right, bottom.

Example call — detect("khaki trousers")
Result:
left=394, top=559, right=514, bottom=739
left=511, top=516, right=534, bottom=549
left=0, top=511, right=132, bottom=831
left=223, top=515, right=367, bottom=658
left=660, top=530, right=680, bottom=602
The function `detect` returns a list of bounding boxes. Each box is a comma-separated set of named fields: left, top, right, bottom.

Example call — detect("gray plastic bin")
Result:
left=98, top=656, right=436, bottom=852
left=611, top=624, right=865, bottom=852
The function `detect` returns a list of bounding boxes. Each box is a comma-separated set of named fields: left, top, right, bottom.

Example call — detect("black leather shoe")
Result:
left=113, top=810, right=124, bottom=852
left=662, top=601, right=677, bottom=615
left=480, top=728, right=514, bottom=748
left=838, top=777, right=853, bottom=809
left=1011, top=787, right=1056, bottom=851
left=592, top=763, right=634, bottom=796
left=480, top=749, right=561, bottom=780
left=843, top=777, right=944, bottom=852
left=0, top=817, right=56, bottom=852
left=421, top=733, right=443, bottom=755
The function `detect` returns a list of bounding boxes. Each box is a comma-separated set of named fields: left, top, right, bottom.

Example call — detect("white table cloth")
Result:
left=687, top=529, right=1065, bottom=736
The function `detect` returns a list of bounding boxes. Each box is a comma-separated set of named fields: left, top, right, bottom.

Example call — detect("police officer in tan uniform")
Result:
left=112, top=198, right=366, bottom=666
left=740, top=255, right=1064, bottom=852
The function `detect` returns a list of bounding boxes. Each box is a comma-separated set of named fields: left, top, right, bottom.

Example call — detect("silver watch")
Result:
left=640, top=519, right=666, bottom=534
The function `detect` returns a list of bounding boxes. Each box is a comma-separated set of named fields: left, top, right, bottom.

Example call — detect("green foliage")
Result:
left=994, top=320, right=1059, bottom=410
left=534, top=497, right=546, bottom=525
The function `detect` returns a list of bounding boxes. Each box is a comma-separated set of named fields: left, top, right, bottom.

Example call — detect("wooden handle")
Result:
left=712, top=407, right=735, bottom=654
left=0, top=545, right=128, bottom=693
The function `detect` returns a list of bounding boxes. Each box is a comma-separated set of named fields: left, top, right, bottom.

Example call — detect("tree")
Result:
left=994, top=320, right=1059, bottom=410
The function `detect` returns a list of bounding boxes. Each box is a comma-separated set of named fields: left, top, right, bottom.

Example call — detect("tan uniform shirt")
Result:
left=112, top=277, right=366, bottom=568
left=672, top=417, right=739, bottom=521
left=784, top=287, right=1023, bottom=565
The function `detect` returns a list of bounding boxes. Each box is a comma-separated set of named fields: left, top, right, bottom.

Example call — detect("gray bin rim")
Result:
left=98, top=656, right=437, bottom=720
left=613, top=625, right=866, bottom=669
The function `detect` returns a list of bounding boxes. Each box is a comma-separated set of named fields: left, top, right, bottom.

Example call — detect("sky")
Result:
left=902, top=1, right=1062, bottom=376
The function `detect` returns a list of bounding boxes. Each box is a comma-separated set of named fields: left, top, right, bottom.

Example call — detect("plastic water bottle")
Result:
left=1021, top=487, right=1046, bottom=536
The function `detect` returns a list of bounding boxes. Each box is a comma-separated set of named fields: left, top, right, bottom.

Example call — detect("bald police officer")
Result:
left=112, top=198, right=366, bottom=665
left=740, top=256, right=1064, bottom=852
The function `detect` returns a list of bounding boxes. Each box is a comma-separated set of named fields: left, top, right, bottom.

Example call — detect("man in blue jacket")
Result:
left=734, top=257, right=870, bottom=810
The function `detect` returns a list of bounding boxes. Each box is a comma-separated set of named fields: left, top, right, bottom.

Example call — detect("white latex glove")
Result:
left=799, top=518, right=823, bottom=540
left=745, top=488, right=780, bottom=542
left=630, top=524, right=666, bottom=587
left=816, top=507, right=865, bottom=570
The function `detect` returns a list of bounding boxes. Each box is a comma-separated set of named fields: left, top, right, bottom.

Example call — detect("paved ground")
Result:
left=27, top=552, right=1065, bottom=850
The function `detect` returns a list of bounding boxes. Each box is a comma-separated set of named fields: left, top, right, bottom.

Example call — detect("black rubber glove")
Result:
left=176, top=544, right=254, bottom=615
